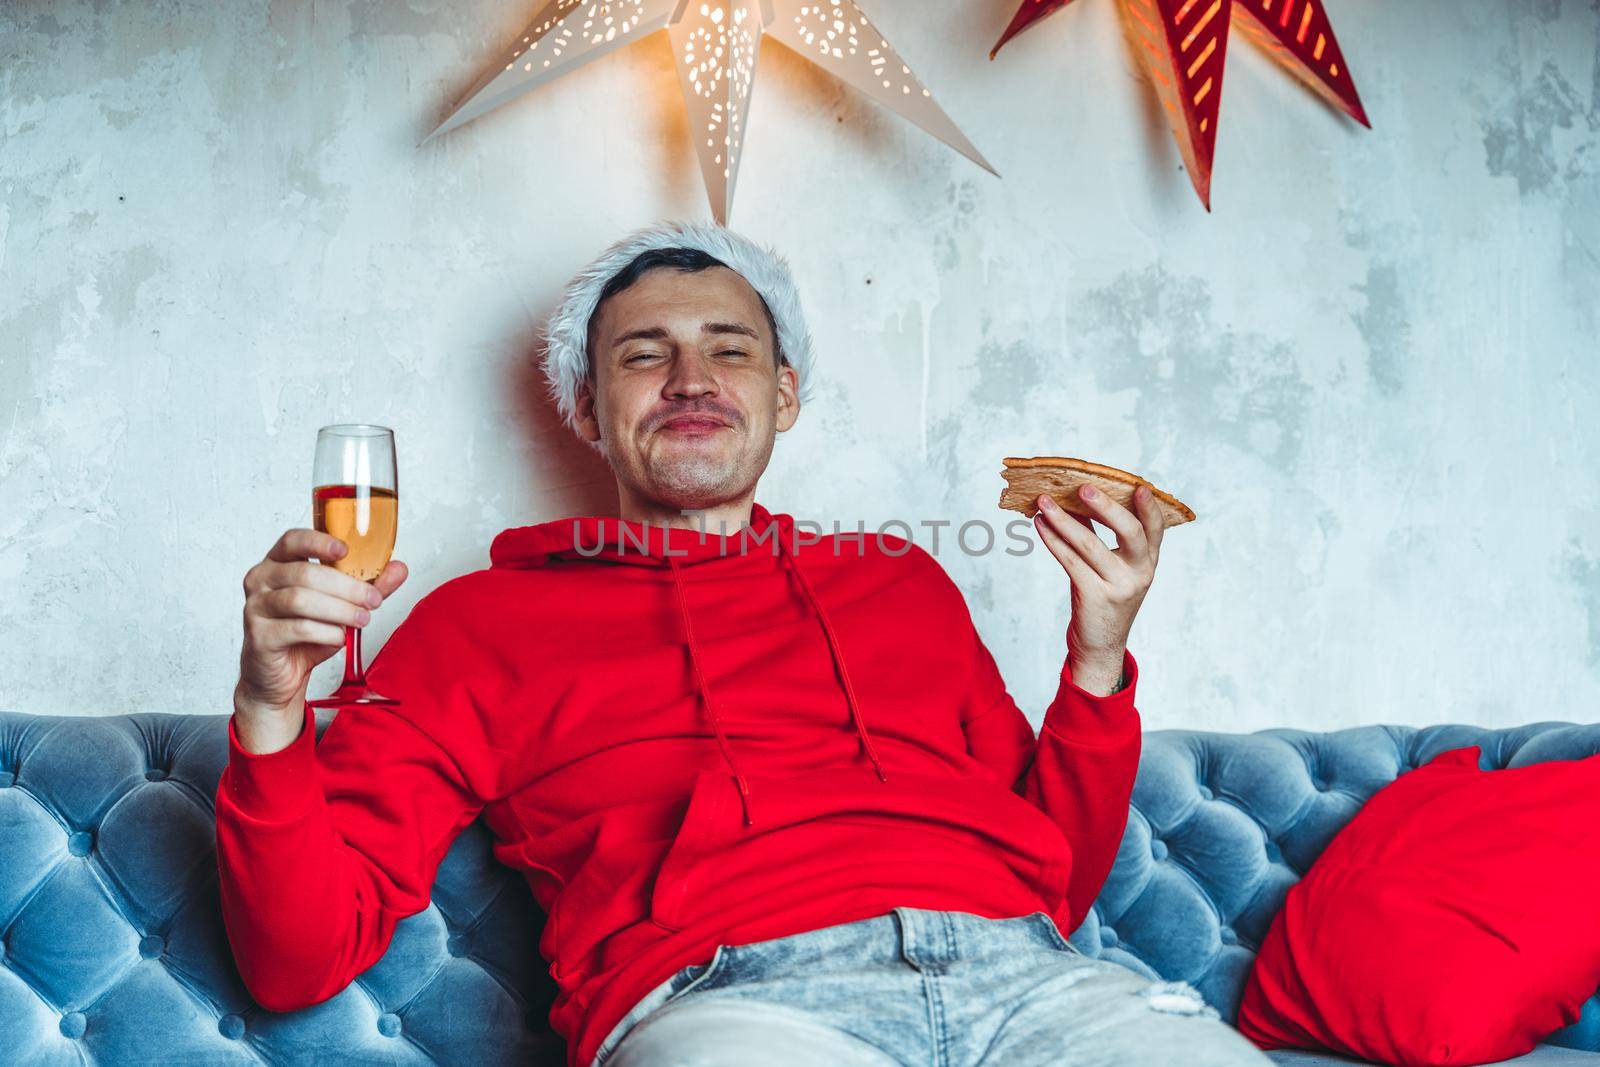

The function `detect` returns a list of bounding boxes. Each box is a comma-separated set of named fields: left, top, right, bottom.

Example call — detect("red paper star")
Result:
left=991, top=0, right=1370, bottom=208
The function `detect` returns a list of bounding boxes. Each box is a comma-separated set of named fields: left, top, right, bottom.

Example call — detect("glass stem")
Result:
left=340, top=624, right=367, bottom=687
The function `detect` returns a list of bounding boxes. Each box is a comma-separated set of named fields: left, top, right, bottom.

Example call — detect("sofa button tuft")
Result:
left=218, top=1013, right=246, bottom=1040
left=68, top=830, right=94, bottom=856
left=60, top=1011, right=87, bottom=1039
left=1219, top=925, right=1237, bottom=945
left=1196, top=785, right=1213, bottom=800
left=1100, top=926, right=1118, bottom=948
left=446, top=934, right=466, bottom=958
left=1150, top=839, right=1169, bottom=861
left=145, top=767, right=169, bottom=781
left=378, top=1011, right=402, bottom=1037
left=139, top=935, right=165, bottom=959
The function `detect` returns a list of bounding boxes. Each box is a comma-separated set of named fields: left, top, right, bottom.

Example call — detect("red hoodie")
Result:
left=214, top=501, right=1142, bottom=1067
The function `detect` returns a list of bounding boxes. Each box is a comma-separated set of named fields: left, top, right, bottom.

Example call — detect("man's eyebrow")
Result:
left=702, top=321, right=760, bottom=340
left=611, top=321, right=760, bottom=348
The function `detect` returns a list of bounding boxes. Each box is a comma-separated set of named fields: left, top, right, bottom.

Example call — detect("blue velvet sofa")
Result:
left=1, top=709, right=1597, bottom=1065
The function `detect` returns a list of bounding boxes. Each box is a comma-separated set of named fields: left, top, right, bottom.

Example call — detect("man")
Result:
left=219, top=220, right=1272, bottom=1067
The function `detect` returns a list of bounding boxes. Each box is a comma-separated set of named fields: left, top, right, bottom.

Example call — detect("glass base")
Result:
left=306, top=682, right=400, bottom=708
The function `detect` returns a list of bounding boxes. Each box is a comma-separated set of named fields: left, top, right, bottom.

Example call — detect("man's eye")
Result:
left=719, top=350, right=749, bottom=358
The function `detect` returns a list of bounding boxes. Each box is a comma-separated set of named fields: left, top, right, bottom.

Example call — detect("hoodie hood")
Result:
left=488, top=501, right=888, bottom=827
left=491, top=500, right=794, bottom=570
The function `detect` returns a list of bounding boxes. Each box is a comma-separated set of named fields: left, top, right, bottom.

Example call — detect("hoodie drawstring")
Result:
left=777, top=536, right=890, bottom=785
left=665, top=524, right=890, bottom=830
left=667, top=555, right=755, bottom=827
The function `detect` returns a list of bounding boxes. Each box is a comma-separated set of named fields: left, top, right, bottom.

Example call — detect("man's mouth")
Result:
left=659, top=415, right=728, bottom=436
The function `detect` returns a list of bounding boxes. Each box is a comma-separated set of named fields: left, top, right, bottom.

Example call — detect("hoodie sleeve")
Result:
left=958, top=614, right=1142, bottom=936
left=214, top=587, right=489, bottom=1013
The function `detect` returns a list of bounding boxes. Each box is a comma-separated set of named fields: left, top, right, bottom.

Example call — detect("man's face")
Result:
left=577, top=265, right=800, bottom=512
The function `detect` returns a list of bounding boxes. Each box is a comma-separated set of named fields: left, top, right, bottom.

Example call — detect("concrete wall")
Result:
left=3, top=0, right=1596, bottom=733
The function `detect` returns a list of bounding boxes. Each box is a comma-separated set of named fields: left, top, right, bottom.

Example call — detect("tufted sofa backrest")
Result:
left=1063, top=720, right=1600, bottom=1054
left=0, top=709, right=561, bottom=1066
left=2, top=711, right=1598, bottom=1063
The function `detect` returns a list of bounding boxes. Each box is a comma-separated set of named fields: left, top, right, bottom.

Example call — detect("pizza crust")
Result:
left=998, top=456, right=1196, bottom=528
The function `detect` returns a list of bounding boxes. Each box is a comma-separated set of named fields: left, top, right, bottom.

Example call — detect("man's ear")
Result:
left=774, top=362, right=801, bottom=433
left=575, top=375, right=602, bottom=445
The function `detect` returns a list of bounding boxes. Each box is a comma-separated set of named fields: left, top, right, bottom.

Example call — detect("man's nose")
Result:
left=663, top=350, right=719, bottom=397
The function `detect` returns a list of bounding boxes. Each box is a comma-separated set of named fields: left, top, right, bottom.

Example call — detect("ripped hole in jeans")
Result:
left=1138, top=980, right=1220, bottom=1019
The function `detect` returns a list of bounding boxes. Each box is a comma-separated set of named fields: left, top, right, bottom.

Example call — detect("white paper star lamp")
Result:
left=423, top=0, right=998, bottom=222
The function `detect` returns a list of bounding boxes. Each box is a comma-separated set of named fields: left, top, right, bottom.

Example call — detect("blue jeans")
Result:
left=589, top=907, right=1275, bottom=1066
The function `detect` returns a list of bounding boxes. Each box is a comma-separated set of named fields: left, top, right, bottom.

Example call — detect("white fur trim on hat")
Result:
left=540, top=219, right=816, bottom=453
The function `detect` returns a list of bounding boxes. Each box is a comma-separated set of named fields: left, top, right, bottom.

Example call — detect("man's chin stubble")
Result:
left=641, top=438, right=745, bottom=501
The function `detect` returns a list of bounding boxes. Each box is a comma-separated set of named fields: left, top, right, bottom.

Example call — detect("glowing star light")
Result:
left=426, top=1, right=997, bottom=222
left=991, top=0, right=1369, bottom=208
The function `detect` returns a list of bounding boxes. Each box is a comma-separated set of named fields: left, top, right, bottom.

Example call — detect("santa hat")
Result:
left=541, top=219, right=817, bottom=454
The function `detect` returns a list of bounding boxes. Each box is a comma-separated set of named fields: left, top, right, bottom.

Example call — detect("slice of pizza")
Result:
left=998, top=456, right=1196, bottom=528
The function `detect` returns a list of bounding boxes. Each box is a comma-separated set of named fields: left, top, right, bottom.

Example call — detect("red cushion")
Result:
left=1237, top=744, right=1600, bottom=1066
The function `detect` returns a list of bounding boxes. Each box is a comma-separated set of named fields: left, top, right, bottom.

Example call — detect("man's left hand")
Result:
left=1031, top=484, right=1165, bottom=696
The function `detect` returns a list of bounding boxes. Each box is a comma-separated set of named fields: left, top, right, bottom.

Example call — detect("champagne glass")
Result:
left=307, top=424, right=400, bottom=708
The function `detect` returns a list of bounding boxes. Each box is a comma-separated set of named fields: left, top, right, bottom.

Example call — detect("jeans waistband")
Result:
left=894, top=906, right=1046, bottom=970
left=590, top=907, right=1070, bottom=1065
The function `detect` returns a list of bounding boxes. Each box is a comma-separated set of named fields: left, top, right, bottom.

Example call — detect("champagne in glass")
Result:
left=307, top=424, right=399, bottom=708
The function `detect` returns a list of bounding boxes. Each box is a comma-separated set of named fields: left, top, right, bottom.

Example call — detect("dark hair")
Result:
left=585, top=247, right=784, bottom=378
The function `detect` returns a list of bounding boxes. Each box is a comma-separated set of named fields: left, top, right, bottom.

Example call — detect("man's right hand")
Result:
left=234, top=529, right=408, bottom=754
